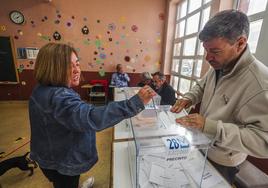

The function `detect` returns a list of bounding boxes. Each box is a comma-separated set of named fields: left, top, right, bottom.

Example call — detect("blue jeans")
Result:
left=41, top=168, right=80, bottom=188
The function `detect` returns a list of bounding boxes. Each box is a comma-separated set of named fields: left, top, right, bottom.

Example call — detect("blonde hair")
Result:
left=34, top=43, right=77, bottom=86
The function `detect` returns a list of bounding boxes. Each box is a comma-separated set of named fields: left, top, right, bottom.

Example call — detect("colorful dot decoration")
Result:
left=124, top=56, right=130, bottom=62
left=131, top=25, right=138, bottom=32
left=159, top=13, right=165, bottom=20
left=13, top=12, right=161, bottom=73
left=108, top=23, right=116, bottom=31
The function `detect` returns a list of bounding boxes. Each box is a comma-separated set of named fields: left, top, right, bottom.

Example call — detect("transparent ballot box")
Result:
left=122, top=87, right=228, bottom=188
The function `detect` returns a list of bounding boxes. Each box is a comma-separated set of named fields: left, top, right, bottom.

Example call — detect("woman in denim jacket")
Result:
left=29, top=43, right=155, bottom=188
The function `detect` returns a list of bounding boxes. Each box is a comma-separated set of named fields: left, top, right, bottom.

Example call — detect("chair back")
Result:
left=89, top=80, right=108, bottom=95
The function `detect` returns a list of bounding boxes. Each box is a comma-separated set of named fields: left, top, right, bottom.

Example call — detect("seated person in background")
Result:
left=152, top=72, right=176, bottom=106
left=110, top=64, right=130, bottom=87
left=137, top=72, right=153, bottom=87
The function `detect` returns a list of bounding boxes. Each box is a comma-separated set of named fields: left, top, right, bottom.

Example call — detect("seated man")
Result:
left=137, top=72, right=153, bottom=87
left=110, top=64, right=130, bottom=87
left=152, top=72, right=176, bottom=106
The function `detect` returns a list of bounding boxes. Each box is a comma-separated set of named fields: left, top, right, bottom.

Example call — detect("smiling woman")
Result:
left=28, top=42, right=156, bottom=188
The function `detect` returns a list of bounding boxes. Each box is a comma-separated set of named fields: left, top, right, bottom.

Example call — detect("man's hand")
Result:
left=137, top=85, right=156, bottom=105
left=170, top=98, right=192, bottom=113
left=175, top=113, right=205, bottom=131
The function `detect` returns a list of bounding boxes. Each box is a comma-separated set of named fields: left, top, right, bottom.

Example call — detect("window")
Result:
left=171, top=0, right=211, bottom=94
left=238, top=0, right=268, bottom=53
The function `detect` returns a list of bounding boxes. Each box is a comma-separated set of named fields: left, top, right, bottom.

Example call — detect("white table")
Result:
left=112, top=141, right=133, bottom=188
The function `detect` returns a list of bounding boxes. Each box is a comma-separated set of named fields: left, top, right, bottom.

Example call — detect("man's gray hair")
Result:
left=199, top=9, right=249, bottom=43
left=141, top=72, right=152, bottom=80
left=153, top=72, right=166, bottom=81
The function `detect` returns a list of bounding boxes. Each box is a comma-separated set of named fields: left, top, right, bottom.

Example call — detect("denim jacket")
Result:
left=29, top=84, right=144, bottom=176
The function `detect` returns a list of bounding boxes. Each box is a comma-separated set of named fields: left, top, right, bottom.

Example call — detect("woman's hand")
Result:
left=137, top=85, right=156, bottom=105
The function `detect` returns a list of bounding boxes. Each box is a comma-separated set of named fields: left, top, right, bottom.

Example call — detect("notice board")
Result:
left=0, top=36, right=19, bottom=84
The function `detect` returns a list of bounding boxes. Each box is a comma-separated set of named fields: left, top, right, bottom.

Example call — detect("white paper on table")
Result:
left=167, top=110, right=187, bottom=121
left=149, top=163, right=190, bottom=188
left=159, top=111, right=171, bottom=128
left=164, top=168, right=189, bottom=188
left=143, top=154, right=166, bottom=165
left=181, top=156, right=222, bottom=188
left=140, top=181, right=156, bottom=188
left=149, top=163, right=165, bottom=186
left=139, top=158, right=152, bottom=188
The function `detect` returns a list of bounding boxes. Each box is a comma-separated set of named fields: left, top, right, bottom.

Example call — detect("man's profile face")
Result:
left=153, top=75, right=164, bottom=89
left=203, top=37, right=241, bottom=70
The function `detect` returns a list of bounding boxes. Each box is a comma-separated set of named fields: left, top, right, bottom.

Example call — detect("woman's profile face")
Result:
left=69, top=52, right=81, bottom=87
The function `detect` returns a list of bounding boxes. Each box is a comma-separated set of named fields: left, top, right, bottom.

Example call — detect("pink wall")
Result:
left=0, top=0, right=166, bottom=100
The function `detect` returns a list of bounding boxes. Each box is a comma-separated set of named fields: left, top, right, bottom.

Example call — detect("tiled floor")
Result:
left=0, top=101, right=113, bottom=188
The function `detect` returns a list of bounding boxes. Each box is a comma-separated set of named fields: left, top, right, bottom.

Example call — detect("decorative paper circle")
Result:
left=0, top=25, right=6, bottom=31
left=159, top=13, right=165, bottom=20
left=99, top=53, right=106, bottom=59
left=119, top=16, right=126, bottom=23
left=124, top=56, right=130, bottom=62
left=17, top=30, right=23, bottom=35
left=130, top=58, right=136, bottom=63
left=144, top=55, right=151, bottom=62
left=131, top=25, right=138, bottom=32
left=81, top=25, right=89, bottom=34
left=108, top=23, right=116, bottom=31
left=54, top=20, right=60, bottom=24
left=53, top=31, right=61, bottom=40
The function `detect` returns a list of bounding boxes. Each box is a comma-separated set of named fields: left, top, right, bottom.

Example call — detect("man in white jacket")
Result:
left=171, top=9, right=268, bottom=184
